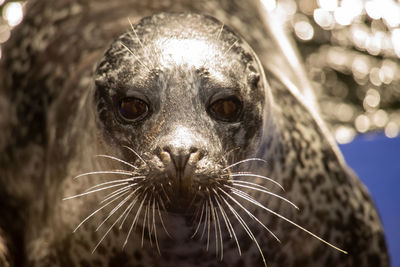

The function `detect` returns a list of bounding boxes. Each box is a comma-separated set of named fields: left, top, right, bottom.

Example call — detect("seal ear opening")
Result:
left=248, top=71, right=260, bottom=90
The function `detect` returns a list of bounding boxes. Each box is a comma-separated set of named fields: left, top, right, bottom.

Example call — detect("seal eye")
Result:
left=209, top=97, right=242, bottom=122
left=118, top=97, right=149, bottom=121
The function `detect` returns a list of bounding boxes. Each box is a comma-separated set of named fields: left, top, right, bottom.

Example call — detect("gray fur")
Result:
left=0, top=1, right=389, bottom=267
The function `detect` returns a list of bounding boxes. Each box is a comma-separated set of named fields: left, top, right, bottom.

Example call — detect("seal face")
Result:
left=94, top=13, right=265, bottom=215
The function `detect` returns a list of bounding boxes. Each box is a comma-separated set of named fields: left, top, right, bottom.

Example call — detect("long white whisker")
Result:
left=156, top=201, right=171, bottom=238
left=212, top=195, right=224, bottom=261
left=213, top=191, right=232, bottom=238
left=74, top=170, right=133, bottom=179
left=141, top=197, right=149, bottom=247
left=119, top=199, right=137, bottom=230
left=96, top=192, right=134, bottom=231
left=86, top=177, right=139, bottom=191
left=148, top=197, right=154, bottom=247
left=223, top=158, right=267, bottom=171
left=231, top=190, right=348, bottom=254
left=128, top=18, right=144, bottom=49
left=216, top=23, right=224, bottom=40
left=212, top=189, right=241, bottom=256
left=120, top=42, right=151, bottom=72
left=100, top=184, right=136, bottom=204
left=200, top=202, right=209, bottom=241
left=142, top=199, right=149, bottom=247
left=127, top=18, right=155, bottom=70
left=123, top=145, right=149, bottom=168
left=223, top=40, right=238, bottom=56
left=219, top=188, right=280, bottom=243
left=231, top=180, right=271, bottom=191
left=95, top=154, right=138, bottom=170
left=219, top=193, right=267, bottom=266
left=160, top=184, right=171, bottom=204
left=123, top=193, right=147, bottom=248
left=117, top=197, right=138, bottom=231
left=91, top=197, right=133, bottom=254
left=73, top=190, right=131, bottom=233
left=230, top=183, right=298, bottom=209
left=230, top=173, right=284, bottom=191
left=152, top=198, right=161, bottom=254
left=63, top=183, right=130, bottom=200
left=206, top=200, right=211, bottom=251
left=191, top=202, right=205, bottom=239
left=207, top=192, right=218, bottom=257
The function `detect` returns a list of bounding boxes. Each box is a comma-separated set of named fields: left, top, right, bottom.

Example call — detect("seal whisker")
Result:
left=152, top=197, right=161, bottom=255
left=95, top=154, right=138, bottom=170
left=120, top=41, right=152, bottom=72
left=223, top=40, right=238, bottom=56
left=123, top=192, right=147, bottom=248
left=230, top=190, right=348, bottom=254
left=219, top=147, right=240, bottom=163
left=95, top=191, right=135, bottom=232
left=212, top=194, right=224, bottom=261
left=123, top=145, right=150, bottom=168
left=73, top=170, right=133, bottom=179
left=156, top=201, right=171, bottom=238
left=148, top=197, right=155, bottom=247
left=222, top=158, right=267, bottom=171
left=160, top=184, right=171, bottom=204
left=215, top=207, right=223, bottom=261
left=100, top=184, right=136, bottom=204
left=127, top=18, right=156, bottom=70
left=212, top=189, right=242, bottom=256
left=219, top=193, right=267, bottom=267
left=229, top=183, right=299, bottom=209
left=216, top=23, right=224, bottom=41
left=187, top=192, right=199, bottom=211
left=73, top=190, right=131, bottom=233
left=206, top=200, right=211, bottom=251
left=200, top=202, right=209, bottom=241
left=63, top=183, right=130, bottom=200
left=119, top=198, right=137, bottom=230
left=231, top=180, right=271, bottom=192
left=219, top=188, right=280, bottom=243
left=117, top=196, right=138, bottom=230
left=92, top=195, right=134, bottom=254
left=229, top=173, right=284, bottom=191
left=148, top=194, right=155, bottom=237
left=191, top=202, right=205, bottom=239
left=207, top=190, right=218, bottom=257
left=141, top=197, right=150, bottom=247
left=157, top=194, right=167, bottom=212
left=212, top=191, right=232, bottom=238
left=85, top=177, right=140, bottom=191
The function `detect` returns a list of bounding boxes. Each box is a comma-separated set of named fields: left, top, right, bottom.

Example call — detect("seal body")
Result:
left=0, top=1, right=389, bottom=267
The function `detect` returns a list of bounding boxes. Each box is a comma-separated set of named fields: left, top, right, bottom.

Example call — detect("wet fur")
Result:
left=0, top=0, right=390, bottom=267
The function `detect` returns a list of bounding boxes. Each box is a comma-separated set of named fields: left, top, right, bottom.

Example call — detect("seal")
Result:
left=0, top=1, right=390, bottom=267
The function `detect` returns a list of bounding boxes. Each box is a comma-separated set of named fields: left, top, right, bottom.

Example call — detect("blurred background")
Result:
left=1, top=0, right=399, bottom=265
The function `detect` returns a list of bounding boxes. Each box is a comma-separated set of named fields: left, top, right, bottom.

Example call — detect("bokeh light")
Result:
left=294, top=20, right=314, bottom=41
left=2, top=2, right=23, bottom=27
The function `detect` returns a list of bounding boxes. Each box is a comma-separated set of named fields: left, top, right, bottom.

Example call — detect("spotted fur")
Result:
left=0, top=0, right=389, bottom=267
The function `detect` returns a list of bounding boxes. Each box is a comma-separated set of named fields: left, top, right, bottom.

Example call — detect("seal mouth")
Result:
left=163, top=176, right=198, bottom=215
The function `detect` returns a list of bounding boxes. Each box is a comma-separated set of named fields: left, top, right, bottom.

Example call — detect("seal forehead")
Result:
left=155, top=37, right=221, bottom=69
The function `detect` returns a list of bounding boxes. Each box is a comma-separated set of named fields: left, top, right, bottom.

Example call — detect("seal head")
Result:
left=94, top=13, right=267, bottom=214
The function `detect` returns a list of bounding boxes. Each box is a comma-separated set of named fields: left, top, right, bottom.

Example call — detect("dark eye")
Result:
left=209, top=97, right=242, bottom=122
left=118, top=97, right=149, bottom=121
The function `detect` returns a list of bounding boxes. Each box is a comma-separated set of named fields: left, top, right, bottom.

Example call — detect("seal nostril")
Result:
left=160, top=146, right=203, bottom=172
